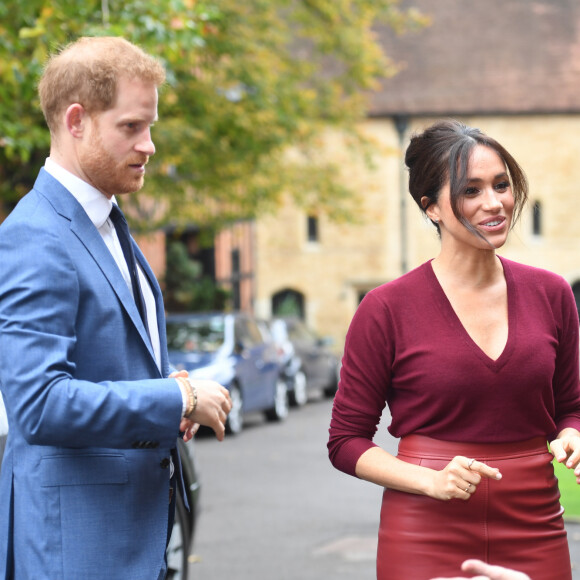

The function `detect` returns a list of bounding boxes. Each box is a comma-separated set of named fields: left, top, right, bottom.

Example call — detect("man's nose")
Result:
left=136, top=129, right=156, bottom=156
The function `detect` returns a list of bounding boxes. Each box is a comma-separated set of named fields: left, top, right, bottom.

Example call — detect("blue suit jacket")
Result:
left=0, top=170, right=184, bottom=579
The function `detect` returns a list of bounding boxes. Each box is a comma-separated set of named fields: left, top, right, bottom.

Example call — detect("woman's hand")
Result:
left=428, top=457, right=502, bottom=501
left=550, top=428, right=580, bottom=483
left=355, top=448, right=502, bottom=499
left=429, top=558, right=530, bottom=579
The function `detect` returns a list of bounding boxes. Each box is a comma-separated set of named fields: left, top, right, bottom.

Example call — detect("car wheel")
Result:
left=323, top=366, right=339, bottom=398
left=289, top=370, right=308, bottom=407
left=226, top=384, right=243, bottom=435
left=166, top=492, right=190, bottom=580
left=265, top=378, right=289, bottom=422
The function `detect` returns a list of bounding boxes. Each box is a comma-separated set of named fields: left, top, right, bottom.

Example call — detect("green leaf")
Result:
left=0, top=0, right=427, bottom=231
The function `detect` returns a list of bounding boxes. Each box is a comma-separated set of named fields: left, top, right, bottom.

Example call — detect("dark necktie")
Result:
left=109, top=204, right=149, bottom=334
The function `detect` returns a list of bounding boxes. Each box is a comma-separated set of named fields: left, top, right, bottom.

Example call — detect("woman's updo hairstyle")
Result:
left=404, top=119, right=528, bottom=236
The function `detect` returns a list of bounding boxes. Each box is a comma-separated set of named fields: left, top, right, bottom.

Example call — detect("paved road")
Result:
left=188, top=396, right=580, bottom=579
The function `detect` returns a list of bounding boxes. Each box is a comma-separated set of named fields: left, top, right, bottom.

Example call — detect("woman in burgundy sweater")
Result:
left=328, top=120, right=580, bottom=580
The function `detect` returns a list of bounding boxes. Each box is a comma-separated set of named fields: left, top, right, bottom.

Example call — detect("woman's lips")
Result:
left=479, top=216, right=506, bottom=231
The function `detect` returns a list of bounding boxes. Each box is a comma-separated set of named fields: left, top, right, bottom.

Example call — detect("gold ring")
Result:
left=467, top=458, right=475, bottom=469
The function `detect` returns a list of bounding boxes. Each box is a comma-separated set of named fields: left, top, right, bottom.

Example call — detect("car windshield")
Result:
left=285, top=320, right=314, bottom=341
left=166, top=317, right=226, bottom=353
left=269, top=319, right=288, bottom=342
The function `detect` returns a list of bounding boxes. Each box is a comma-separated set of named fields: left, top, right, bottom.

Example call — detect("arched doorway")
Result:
left=272, top=289, right=305, bottom=319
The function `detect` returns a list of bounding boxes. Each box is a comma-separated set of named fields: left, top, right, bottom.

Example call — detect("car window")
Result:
left=245, top=320, right=264, bottom=346
left=234, top=318, right=250, bottom=348
left=286, top=320, right=315, bottom=342
left=256, top=321, right=273, bottom=343
left=234, top=318, right=263, bottom=349
left=270, top=319, right=289, bottom=342
left=166, top=317, right=225, bottom=353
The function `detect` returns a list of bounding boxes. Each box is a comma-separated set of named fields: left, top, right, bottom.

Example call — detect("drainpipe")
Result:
left=101, top=0, right=109, bottom=25
left=393, top=115, right=409, bottom=274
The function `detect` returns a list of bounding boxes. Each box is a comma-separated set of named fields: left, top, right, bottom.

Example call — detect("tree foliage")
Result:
left=0, top=0, right=427, bottom=229
left=164, top=241, right=230, bottom=311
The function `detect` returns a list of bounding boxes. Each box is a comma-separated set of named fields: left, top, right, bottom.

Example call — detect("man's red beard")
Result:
left=80, top=129, right=148, bottom=197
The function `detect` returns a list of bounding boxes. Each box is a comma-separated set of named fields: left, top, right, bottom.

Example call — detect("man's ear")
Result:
left=64, top=104, right=87, bottom=138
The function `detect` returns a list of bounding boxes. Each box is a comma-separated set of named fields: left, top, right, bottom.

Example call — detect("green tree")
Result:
left=164, top=240, right=230, bottom=312
left=0, top=0, right=427, bottom=228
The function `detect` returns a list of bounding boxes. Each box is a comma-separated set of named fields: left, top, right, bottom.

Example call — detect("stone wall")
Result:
left=253, top=115, right=580, bottom=352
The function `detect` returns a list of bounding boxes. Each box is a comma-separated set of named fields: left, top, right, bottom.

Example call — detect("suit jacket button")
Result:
left=160, top=457, right=170, bottom=469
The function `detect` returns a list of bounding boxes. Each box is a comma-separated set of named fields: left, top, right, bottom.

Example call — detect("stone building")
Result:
left=250, top=0, right=580, bottom=351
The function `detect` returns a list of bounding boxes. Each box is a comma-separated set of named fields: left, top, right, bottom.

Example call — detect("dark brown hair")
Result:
left=405, top=119, right=528, bottom=236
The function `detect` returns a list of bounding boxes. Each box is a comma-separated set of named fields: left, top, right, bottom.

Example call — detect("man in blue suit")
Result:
left=0, top=37, right=232, bottom=579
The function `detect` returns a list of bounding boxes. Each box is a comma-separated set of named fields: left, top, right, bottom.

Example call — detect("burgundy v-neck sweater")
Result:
left=328, top=257, right=580, bottom=477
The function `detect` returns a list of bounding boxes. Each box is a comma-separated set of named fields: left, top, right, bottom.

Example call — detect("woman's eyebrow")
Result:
left=467, top=171, right=509, bottom=183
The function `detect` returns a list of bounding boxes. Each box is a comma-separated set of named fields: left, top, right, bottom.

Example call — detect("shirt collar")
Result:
left=44, top=158, right=116, bottom=229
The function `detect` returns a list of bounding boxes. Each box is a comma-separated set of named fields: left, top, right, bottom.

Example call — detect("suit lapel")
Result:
left=35, top=170, right=157, bottom=361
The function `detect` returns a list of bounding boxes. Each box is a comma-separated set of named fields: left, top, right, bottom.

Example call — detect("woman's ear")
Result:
left=65, top=104, right=87, bottom=138
left=421, top=196, right=440, bottom=223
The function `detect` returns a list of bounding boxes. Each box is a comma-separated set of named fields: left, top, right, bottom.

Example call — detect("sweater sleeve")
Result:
left=551, top=280, right=580, bottom=435
left=328, top=291, right=393, bottom=477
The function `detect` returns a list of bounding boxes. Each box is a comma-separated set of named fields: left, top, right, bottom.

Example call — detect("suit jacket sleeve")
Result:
left=0, top=189, right=182, bottom=450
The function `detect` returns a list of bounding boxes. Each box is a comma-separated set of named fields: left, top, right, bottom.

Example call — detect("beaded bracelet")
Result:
left=176, top=377, right=198, bottom=418
left=187, top=378, right=198, bottom=417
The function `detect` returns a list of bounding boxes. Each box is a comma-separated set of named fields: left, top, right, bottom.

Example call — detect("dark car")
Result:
left=167, top=437, right=201, bottom=579
left=0, top=393, right=200, bottom=580
left=166, top=312, right=289, bottom=435
left=269, top=317, right=340, bottom=402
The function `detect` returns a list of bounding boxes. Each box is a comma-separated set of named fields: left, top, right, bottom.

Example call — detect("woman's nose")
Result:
left=483, top=189, right=503, bottom=210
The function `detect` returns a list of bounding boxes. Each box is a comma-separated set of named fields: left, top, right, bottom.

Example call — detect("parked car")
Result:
left=269, top=317, right=341, bottom=402
left=0, top=392, right=200, bottom=580
left=257, top=319, right=308, bottom=407
left=166, top=312, right=289, bottom=435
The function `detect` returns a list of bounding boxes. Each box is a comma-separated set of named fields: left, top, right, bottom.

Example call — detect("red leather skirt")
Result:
left=377, top=435, right=571, bottom=580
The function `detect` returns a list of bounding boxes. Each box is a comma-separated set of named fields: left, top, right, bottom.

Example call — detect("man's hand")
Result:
left=180, top=379, right=232, bottom=442
left=429, top=559, right=530, bottom=580
left=170, top=370, right=232, bottom=441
